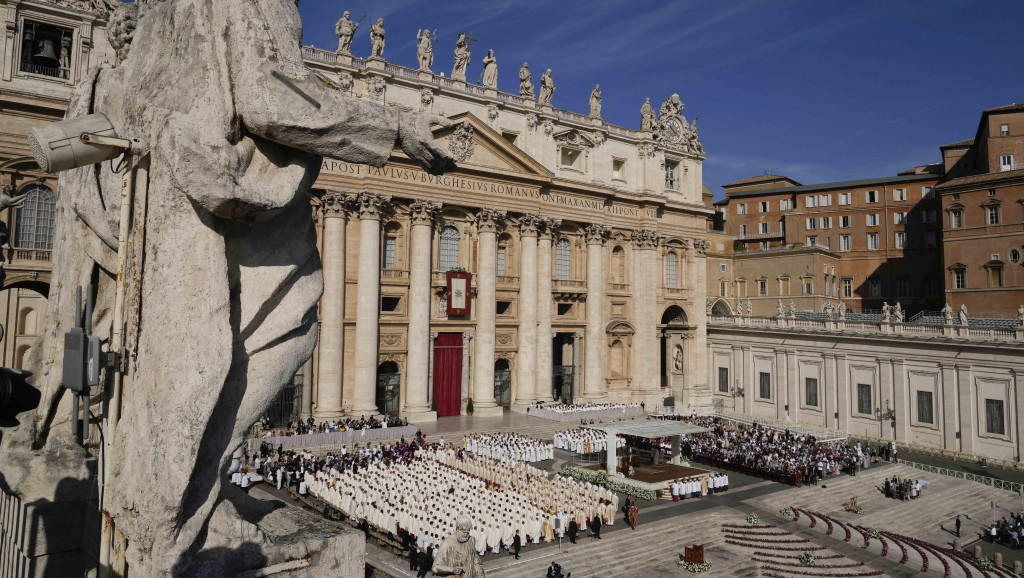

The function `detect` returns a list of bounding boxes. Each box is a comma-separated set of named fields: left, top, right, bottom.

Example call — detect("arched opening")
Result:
left=711, top=299, right=732, bottom=316
left=14, top=184, right=56, bottom=250
left=17, top=306, right=36, bottom=335
left=439, top=225, right=460, bottom=271
left=494, top=359, right=511, bottom=409
left=661, top=305, right=689, bottom=326
left=15, top=344, right=31, bottom=370
left=609, top=339, right=625, bottom=377
left=376, top=361, right=401, bottom=417
left=659, top=305, right=690, bottom=389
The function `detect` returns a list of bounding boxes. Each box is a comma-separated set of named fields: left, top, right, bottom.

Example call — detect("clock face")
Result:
left=664, top=118, right=684, bottom=143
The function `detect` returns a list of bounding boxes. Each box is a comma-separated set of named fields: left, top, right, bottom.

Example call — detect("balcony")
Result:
left=737, top=231, right=785, bottom=240
left=496, top=275, right=519, bottom=288
left=552, top=278, right=586, bottom=291
left=381, top=269, right=409, bottom=284
left=6, top=248, right=52, bottom=268
left=664, top=287, right=687, bottom=297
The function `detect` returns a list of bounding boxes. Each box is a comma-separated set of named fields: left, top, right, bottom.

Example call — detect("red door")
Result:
left=433, top=333, right=463, bottom=417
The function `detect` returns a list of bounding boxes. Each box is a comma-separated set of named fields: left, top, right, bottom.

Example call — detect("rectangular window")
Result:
left=561, top=147, right=582, bottom=169
left=805, top=196, right=817, bottom=208
left=1000, top=123, right=1010, bottom=136
left=759, top=372, right=771, bottom=399
left=611, top=158, right=626, bottom=181
left=806, top=236, right=817, bottom=247
left=839, top=215, right=851, bottom=228
left=720, top=281, right=727, bottom=296
left=718, top=367, right=729, bottom=393
left=737, top=203, right=747, bottom=215
left=896, top=278, right=909, bottom=297
left=758, top=201, right=769, bottom=213
left=866, top=190, right=878, bottom=203
left=819, top=194, right=831, bottom=206
left=759, top=241, right=770, bottom=250
left=950, top=210, right=963, bottom=229
left=867, top=233, right=879, bottom=250
left=665, top=161, right=679, bottom=188
left=916, top=391, right=933, bottom=424
left=869, top=277, right=881, bottom=296
left=19, top=21, right=73, bottom=80
left=839, top=234, right=852, bottom=251
left=825, top=279, right=831, bottom=295
left=925, top=277, right=939, bottom=296
left=921, top=186, right=934, bottom=199
left=806, top=218, right=817, bottom=230
left=496, top=246, right=506, bottom=276
left=866, top=214, right=879, bottom=226
left=954, top=269, right=966, bottom=289
left=842, top=278, right=852, bottom=297
left=758, top=279, right=767, bottom=295
left=894, top=212, right=907, bottom=225
left=758, top=222, right=769, bottom=234
left=1000, top=154, right=1014, bottom=171
left=894, top=231, right=906, bottom=249
left=893, top=188, right=907, bottom=201
left=802, top=280, right=812, bottom=294
left=857, top=383, right=872, bottom=415
left=383, top=236, right=397, bottom=269
left=822, top=217, right=832, bottom=229
left=838, top=192, right=851, bottom=206
left=987, top=206, right=1000, bottom=225
left=986, top=399, right=1005, bottom=435
left=779, top=199, right=792, bottom=210
left=805, top=378, right=819, bottom=407
left=740, top=224, right=747, bottom=236
left=720, top=264, right=728, bottom=272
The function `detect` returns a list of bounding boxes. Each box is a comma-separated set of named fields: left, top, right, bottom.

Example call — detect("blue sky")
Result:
left=297, top=0, right=1024, bottom=199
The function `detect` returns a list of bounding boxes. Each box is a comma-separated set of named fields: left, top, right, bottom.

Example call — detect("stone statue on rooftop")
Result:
left=823, top=301, right=833, bottom=318
left=589, top=84, right=602, bottom=118
left=775, top=299, right=785, bottom=318
left=416, top=28, right=434, bottom=71
left=838, top=301, right=847, bottom=320
left=481, top=49, right=497, bottom=88
left=539, top=68, right=555, bottom=105
left=335, top=10, right=360, bottom=54
left=640, top=97, right=655, bottom=131
left=881, top=302, right=891, bottom=323
left=370, top=17, right=386, bottom=58
left=788, top=300, right=797, bottom=318
left=659, top=93, right=684, bottom=118
left=942, top=303, right=953, bottom=325
left=518, top=61, right=533, bottom=99
left=452, top=33, right=471, bottom=81
left=894, top=302, right=904, bottom=323
left=433, top=517, right=486, bottom=577
left=959, top=304, right=969, bottom=326
left=0, top=1, right=456, bottom=574
left=706, top=297, right=713, bottom=316
left=745, top=299, right=752, bottom=316
left=1017, top=305, right=1024, bottom=327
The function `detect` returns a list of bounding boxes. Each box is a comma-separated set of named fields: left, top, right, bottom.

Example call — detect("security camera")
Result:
left=26, top=113, right=144, bottom=174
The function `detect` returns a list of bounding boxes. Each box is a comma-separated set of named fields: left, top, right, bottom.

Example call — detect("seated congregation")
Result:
left=462, top=432, right=555, bottom=463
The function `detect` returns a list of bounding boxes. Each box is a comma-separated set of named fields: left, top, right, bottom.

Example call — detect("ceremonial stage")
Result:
left=581, top=461, right=713, bottom=492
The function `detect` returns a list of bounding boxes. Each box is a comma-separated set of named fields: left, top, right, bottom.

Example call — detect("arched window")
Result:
left=382, top=235, right=397, bottom=269
left=555, top=239, right=571, bottom=280
left=611, top=246, right=625, bottom=283
left=665, top=251, right=678, bottom=288
left=14, top=185, right=56, bottom=250
left=439, top=226, right=460, bottom=270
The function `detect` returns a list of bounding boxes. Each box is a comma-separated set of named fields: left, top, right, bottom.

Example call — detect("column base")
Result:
left=469, top=405, right=504, bottom=418
left=313, top=409, right=345, bottom=420
left=402, top=409, right=438, bottom=423
left=348, top=406, right=383, bottom=419
left=510, top=402, right=536, bottom=415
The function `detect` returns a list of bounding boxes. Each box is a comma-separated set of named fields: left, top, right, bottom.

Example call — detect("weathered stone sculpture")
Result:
left=838, top=301, right=847, bottom=320
left=0, top=1, right=455, bottom=575
left=370, top=17, right=386, bottom=58
left=433, top=517, right=486, bottom=577
left=1017, top=305, right=1024, bottom=327
left=452, top=33, right=471, bottom=81
left=894, top=302, right=904, bottom=323
left=959, top=304, right=970, bottom=326
left=539, top=68, right=555, bottom=105
left=416, top=28, right=434, bottom=71
left=589, top=84, right=602, bottom=118
left=518, top=61, right=533, bottom=99
left=481, top=49, right=497, bottom=88
left=335, top=10, right=360, bottom=54
left=775, top=299, right=786, bottom=318
left=640, top=97, right=655, bottom=131
left=942, top=303, right=954, bottom=324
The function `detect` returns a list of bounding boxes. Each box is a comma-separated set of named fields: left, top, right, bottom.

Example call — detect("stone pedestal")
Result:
left=403, top=201, right=439, bottom=423
left=314, top=192, right=348, bottom=420
left=366, top=56, right=386, bottom=70
left=352, top=193, right=389, bottom=416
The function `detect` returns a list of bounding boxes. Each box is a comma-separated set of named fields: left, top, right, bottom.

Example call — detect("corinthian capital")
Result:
left=321, top=191, right=350, bottom=218
left=476, top=208, right=506, bottom=234
left=584, top=223, right=609, bottom=245
left=409, top=200, right=441, bottom=226
left=630, top=228, right=660, bottom=249
left=356, top=192, right=391, bottom=220
left=519, top=213, right=541, bottom=237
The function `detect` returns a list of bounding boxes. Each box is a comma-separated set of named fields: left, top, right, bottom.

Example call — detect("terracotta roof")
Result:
left=935, top=167, right=1024, bottom=191
left=723, top=172, right=939, bottom=199
left=984, top=103, right=1024, bottom=114
left=939, top=138, right=974, bottom=149
left=722, top=174, right=801, bottom=188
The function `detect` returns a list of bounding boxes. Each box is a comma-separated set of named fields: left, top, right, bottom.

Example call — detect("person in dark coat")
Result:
left=408, top=544, right=419, bottom=571
left=591, top=517, right=601, bottom=539
left=955, top=515, right=962, bottom=538
left=416, top=548, right=432, bottom=578
left=567, top=519, right=578, bottom=544
left=512, top=530, right=522, bottom=559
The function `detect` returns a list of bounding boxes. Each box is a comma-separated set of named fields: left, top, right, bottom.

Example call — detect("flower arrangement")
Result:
left=852, top=505, right=864, bottom=515
left=678, top=560, right=713, bottom=573
left=799, top=551, right=816, bottom=566
left=779, top=506, right=794, bottom=518
left=746, top=512, right=761, bottom=525
left=976, top=557, right=993, bottom=571
left=867, top=528, right=881, bottom=540
left=627, top=465, right=635, bottom=477
left=561, top=465, right=659, bottom=501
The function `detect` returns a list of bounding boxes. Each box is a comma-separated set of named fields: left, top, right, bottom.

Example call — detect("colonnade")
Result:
left=311, top=191, right=679, bottom=421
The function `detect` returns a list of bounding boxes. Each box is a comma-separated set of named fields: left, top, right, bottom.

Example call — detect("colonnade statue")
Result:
left=433, top=517, right=486, bottom=577
left=0, top=1, right=455, bottom=575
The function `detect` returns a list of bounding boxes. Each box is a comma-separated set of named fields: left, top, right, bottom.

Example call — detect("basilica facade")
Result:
left=296, top=46, right=713, bottom=421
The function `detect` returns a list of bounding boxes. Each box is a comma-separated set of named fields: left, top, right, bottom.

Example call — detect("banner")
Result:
left=446, top=271, right=471, bottom=317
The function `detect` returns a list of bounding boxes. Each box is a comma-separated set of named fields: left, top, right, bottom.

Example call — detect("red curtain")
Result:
left=433, top=333, right=463, bottom=417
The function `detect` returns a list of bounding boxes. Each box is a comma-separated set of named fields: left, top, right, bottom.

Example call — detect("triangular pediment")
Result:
left=552, top=128, right=597, bottom=149
left=427, top=112, right=552, bottom=181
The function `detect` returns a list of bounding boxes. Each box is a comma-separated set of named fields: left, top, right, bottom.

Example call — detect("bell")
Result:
left=33, top=38, right=59, bottom=68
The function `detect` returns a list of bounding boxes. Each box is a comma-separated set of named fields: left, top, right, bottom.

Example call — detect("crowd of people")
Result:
left=530, top=402, right=644, bottom=415
left=987, top=513, right=1024, bottom=549
left=299, top=440, right=616, bottom=561
left=883, top=476, right=924, bottom=501
left=259, top=414, right=409, bottom=437
left=669, top=474, right=729, bottom=501
left=462, top=432, right=555, bottom=463
left=554, top=427, right=625, bottom=455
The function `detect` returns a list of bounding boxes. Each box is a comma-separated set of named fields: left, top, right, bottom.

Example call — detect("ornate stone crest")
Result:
left=652, top=92, right=703, bottom=155
left=553, top=129, right=596, bottom=150
left=487, top=103, right=499, bottom=124
left=637, top=142, right=656, bottom=158
left=526, top=113, right=538, bottom=131
left=692, top=237, right=710, bottom=255
left=338, top=72, right=354, bottom=94
left=542, top=120, right=554, bottom=135
left=420, top=88, right=434, bottom=110
left=448, top=122, right=475, bottom=163
left=591, top=130, right=606, bottom=147
left=369, top=76, right=386, bottom=100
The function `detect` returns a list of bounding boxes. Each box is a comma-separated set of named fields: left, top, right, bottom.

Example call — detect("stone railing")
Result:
left=302, top=46, right=341, bottom=64
left=608, top=282, right=630, bottom=293
left=552, top=278, right=586, bottom=292
left=709, top=314, right=1024, bottom=343
left=384, top=61, right=421, bottom=80
left=380, top=269, right=409, bottom=281
left=6, top=247, right=52, bottom=266
left=664, top=287, right=686, bottom=297
left=737, top=231, right=784, bottom=240
left=495, top=275, right=519, bottom=287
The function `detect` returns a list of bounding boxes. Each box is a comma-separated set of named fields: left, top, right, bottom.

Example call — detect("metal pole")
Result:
left=72, top=286, right=82, bottom=443
left=83, top=284, right=94, bottom=442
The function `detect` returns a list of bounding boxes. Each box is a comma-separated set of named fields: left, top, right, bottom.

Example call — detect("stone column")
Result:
left=891, top=358, right=908, bottom=442
left=582, top=224, right=608, bottom=400
left=300, top=357, right=314, bottom=421
left=631, top=229, right=660, bottom=402
left=472, top=208, right=505, bottom=417
left=940, top=363, right=957, bottom=450
left=571, top=332, right=582, bottom=403
left=352, top=192, right=391, bottom=416
left=314, top=191, right=349, bottom=420
left=956, top=364, right=975, bottom=454
left=535, top=219, right=559, bottom=402
left=775, top=349, right=788, bottom=421
left=742, top=346, right=753, bottom=415
left=461, top=332, right=473, bottom=410
left=513, top=214, right=540, bottom=412
left=404, top=201, right=441, bottom=422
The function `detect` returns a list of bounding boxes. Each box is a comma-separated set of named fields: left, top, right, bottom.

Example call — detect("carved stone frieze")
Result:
left=526, top=113, right=538, bottom=131
left=420, top=87, right=434, bottom=109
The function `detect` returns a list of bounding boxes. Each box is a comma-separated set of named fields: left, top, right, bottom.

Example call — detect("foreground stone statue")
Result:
left=433, top=517, right=486, bottom=577
left=0, top=1, right=455, bottom=575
